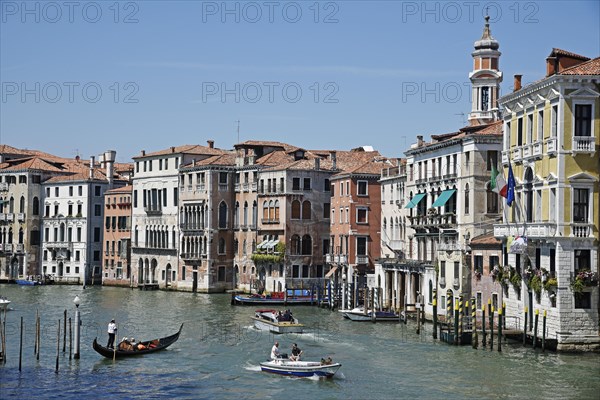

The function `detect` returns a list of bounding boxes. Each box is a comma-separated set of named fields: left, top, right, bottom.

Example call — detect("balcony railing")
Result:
left=546, top=137, right=557, bottom=155
left=356, top=255, right=368, bottom=265
left=181, top=253, right=201, bottom=261
left=0, top=183, right=8, bottom=191
left=6, top=214, right=14, bottom=222
left=196, top=184, right=206, bottom=192
left=261, top=218, right=280, bottom=224
left=522, top=144, right=533, bottom=159
left=415, top=178, right=427, bottom=185
left=218, top=183, right=228, bottom=191
left=511, top=147, right=522, bottom=162
left=438, top=242, right=463, bottom=252
left=532, top=141, right=543, bottom=158
left=144, top=205, right=162, bottom=215
left=501, top=150, right=510, bottom=165
left=234, top=183, right=241, bottom=192
left=325, top=254, right=332, bottom=263
left=573, top=136, right=595, bottom=153
left=443, top=173, right=457, bottom=180
left=15, top=243, right=24, bottom=253
left=571, top=223, right=592, bottom=238
left=494, top=222, right=557, bottom=238
left=2, top=244, right=12, bottom=253
left=453, top=278, right=460, bottom=289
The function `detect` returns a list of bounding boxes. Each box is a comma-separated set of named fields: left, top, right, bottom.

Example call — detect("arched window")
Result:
left=262, top=201, right=269, bottom=220
left=523, top=167, right=533, bottom=221
left=243, top=239, right=247, bottom=255
left=464, top=183, right=470, bottom=215
left=274, top=200, right=280, bottom=221
left=302, top=201, right=311, bottom=220
left=32, top=197, right=39, bottom=215
left=218, top=202, right=228, bottom=229
left=18, top=228, right=24, bottom=244
left=291, top=200, right=301, bottom=219
left=268, top=200, right=274, bottom=220
left=301, top=234, right=312, bottom=255
left=252, top=201, right=257, bottom=227
left=243, top=201, right=248, bottom=226
left=218, top=237, right=226, bottom=254
left=291, top=234, right=301, bottom=255
left=429, top=280, right=433, bottom=303
left=9, top=197, right=14, bottom=213
left=19, top=196, right=25, bottom=213
left=59, top=223, right=65, bottom=242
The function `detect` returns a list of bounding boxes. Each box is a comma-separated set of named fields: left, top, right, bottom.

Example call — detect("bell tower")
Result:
left=468, top=15, right=502, bottom=125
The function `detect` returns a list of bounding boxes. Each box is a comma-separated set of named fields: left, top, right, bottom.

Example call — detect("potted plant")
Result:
left=544, top=277, right=558, bottom=292
left=570, top=270, right=598, bottom=294
left=509, top=267, right=522, bottom=291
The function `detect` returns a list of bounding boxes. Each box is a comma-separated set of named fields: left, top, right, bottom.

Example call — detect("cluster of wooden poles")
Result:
left=1, top=309, right=77, bottom=373
left=431, top=289, right=550, bottom=352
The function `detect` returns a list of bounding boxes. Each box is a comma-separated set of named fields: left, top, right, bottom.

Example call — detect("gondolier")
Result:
left=107, top=319, right=117, bottom=349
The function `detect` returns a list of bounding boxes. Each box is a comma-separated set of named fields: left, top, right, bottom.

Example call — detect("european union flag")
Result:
left=507, top=163, right=515, bottom=206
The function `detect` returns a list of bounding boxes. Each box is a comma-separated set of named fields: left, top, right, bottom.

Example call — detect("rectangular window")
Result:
left=292, top=178, right=301, bottom=190
left=489, top=256, right=499, bottom=273
left=486, top=151, right=497, bottom=171
left=346, top=181, right=350, bottom=196
left=77, top=227, right=82, bottom=242
left=324, top=179, right=330, bottom=191
left=94, top=227, right=100, bottom=242
left=94, top=204, right=101, bottom=216
left=537, top=110, right=544, bottom=140
left=159, top=159, right=163, bottom=170
left=148, top=160, right=152, bottom=171
left=78, top=186, right=82, bottom=196
left=292, top=265, right=300, bottom=278
left=280, top=177, right=284, bottom=192
left=69, top=186, right=73, bottom=196
left=526, top=113, right=533, bottom=144
left=356, top=208, right=367, bottom=224
left=574, top=104, right=592, bottom=137
left=136, top=162, right=139, bottom=173
left=302, top=265, right=309, bottom=278
left=440, top=261, right=446, bottom=278
left=219, top=172, right=228, bottom=184
left=574, top=249, right=591, bottom=272
left=573, top=188, right=589, bottom=222
left=476, top=292, right=482, bottom=310
left=173, top=188, right=178, bottom=206
left=133, top=190, right=138, bottom=208
left=55, top=187, right=59, bottom=197
left=323, top=203, right=330, bottom=219
left=575, top=292, right=591, bottom=309
left=94, top=251, right=100, bottom=261
left=356, top=237, right=367, bottom=256
left=357, top=181, right=368, bottom=196
left=454, top=262, right=460, bottom=279
left=551, top=104, right=558, bottom=137
left=330, top=183, right=335, bottom=197
left=95, top=186, right=101, bottom=196
left=303, top=178, right=311, bottom=191
left=517, top=117, right=523, bottom=146
left=474, top=255, right=483, bottom=274
left=550, top=248, right=556, bottom=275
left=322, top=239, right=330, bottom=255
left=75, top=251, right=80, bottom=261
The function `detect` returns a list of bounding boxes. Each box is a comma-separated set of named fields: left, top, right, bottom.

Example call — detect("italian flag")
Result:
left=490, top=164, right=508, bottom=198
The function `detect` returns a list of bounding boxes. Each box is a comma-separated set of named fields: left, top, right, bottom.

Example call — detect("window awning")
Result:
left=265, top=239, right=278, bottom=250
left=325, top=265, right=338, bottom=278
left=431, top=189, right=456, bottom=208
left=257, top=240, right=269, bottom=249
left=405, top=193, right=426, bottom=209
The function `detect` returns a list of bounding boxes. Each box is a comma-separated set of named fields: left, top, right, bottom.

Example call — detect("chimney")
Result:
left=417, top=135, right=424, bottom=147
left=330, top=151, right=337, bottom=170
left=104, top=150, right=116, bottom=188
left=89, top=156, right=95, bottom=179
left=314, top=158, right=320, bottom=170
left=546, top=56, right=557, bottom=77
left=171, top=146, right=175, bottom=153
left=513, top=74, right=522, bottom=92
left=141, top=150, right=145, bottom=156
left=207, top=140, right=214, bottom=149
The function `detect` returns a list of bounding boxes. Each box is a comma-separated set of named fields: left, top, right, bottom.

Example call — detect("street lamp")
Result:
left=73, top=295, right=81, bottom=359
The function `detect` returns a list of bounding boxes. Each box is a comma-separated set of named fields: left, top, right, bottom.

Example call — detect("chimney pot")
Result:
left=513, top=74, right=522, bottom=92
left=330, top=151, right=337, bottom=170
left=207, top=140, right=214, bottom=149
left=171, top=146, right=175, bottom=153
left=141, top=150, right=145, bottom=156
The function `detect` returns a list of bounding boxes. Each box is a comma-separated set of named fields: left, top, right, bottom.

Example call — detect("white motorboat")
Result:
left=260, top=358, right=341, bottom=378
left=0, top=297, right=11, bottom=311
left=252, top=309, right=304, bottom=334
left=343, top=308, right=403, bottom=322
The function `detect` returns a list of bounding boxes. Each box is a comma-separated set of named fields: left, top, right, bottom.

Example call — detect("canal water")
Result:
left=0, top=284, right=599, bottom=399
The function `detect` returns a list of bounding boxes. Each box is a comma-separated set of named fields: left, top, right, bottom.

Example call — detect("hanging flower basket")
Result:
left=544, top=277, right=558, bottom=292
left=570, top=270, right=598, bottom=294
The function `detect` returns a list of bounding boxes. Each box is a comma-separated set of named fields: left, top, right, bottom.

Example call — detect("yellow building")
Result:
left=495, top=49, right=599, bottom=351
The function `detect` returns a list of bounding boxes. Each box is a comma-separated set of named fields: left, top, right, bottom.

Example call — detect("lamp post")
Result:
left=73, top=295, right=81, bottom=359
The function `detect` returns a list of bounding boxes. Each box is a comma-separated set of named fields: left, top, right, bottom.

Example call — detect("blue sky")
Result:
left=1, top=0, right=599, bottom=163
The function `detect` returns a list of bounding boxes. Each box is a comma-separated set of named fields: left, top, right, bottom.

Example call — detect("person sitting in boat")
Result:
left=290, top=343, right=303, bottom=361
left=320, top=357, right=333, bottom=365
left=270, top=341, right=281, bottom=360
left=276, top=311, right=283, bottom=322
left=118, top=337, right=132, bottom=351
left=283, top=309, right=292, bottom=321
left=136, top=342, right=147, bottom=351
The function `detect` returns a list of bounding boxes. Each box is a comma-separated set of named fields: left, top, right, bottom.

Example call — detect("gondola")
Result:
left=92, top=323, right=183, bottom=359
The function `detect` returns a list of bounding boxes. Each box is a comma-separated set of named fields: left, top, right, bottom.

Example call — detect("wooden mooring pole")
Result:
left=36, top=314, right=40, bottom=361
left=432, top=290, right=437, bottom=340
left=19, top=317, right=23, bottom=372
left=55, top=320, right=60, bottom=373
left=542, top=310, right=547, bottom=352
left=471, top=297, right=478, bottom=349
left=63, top=309, right=67, bottom=353
left=482, top=306, right=486, bottom=348
left=497, top=306, right=502, bottom=352
left=69, top=317, right=72, bottom=360
left=533, top=309, right=539, bottom=349
left=489, top=306, right=494, bottom=351
left=523, top=307, right=528, bottom=346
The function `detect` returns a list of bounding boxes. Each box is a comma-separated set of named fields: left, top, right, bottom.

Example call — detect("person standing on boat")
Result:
left=107, top=319, right=117, bottom=349
left=270, top=341, right=280, bottom=360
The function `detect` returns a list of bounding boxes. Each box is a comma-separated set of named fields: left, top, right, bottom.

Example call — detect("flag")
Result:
left=506, top=163, right=515, bottom=206
left=490, top=164, right=508, bottom=198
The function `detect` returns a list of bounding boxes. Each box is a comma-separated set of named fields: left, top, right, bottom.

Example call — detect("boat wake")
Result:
left=242, top=363, right=262, bottom=372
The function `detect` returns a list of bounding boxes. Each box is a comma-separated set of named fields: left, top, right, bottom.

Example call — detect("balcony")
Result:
left=494, top=222, right=557, bottom=238
left=181, top=253, right=201, bottom=261
left=438, top=242, right=463, bottom=252
left=453, top=278, right=460, bottom=289
left=356, top=255, right=368, bottom=265
left=388, top=240, right=404, bottom=251
left=332, top=254, right=347, bottom=264
left=251, top=182, right=258, bottom=191
left=218, top=183, right=228, bottom=191
left=196, top=184, right=206, bottom=192
left=2, top=243, right=12, bottom=253
left=573, top=136, right=595, bottom=154
left=234, top=183, right=241, bottom=192
left=522, top=144, right=533, bottom=160
left=144, top=205, right=162, bottom=215
left=242, top=182, right=250, bottom=192
left=439, top=277, right=446, bottom=288
left=511, top=147, right=522, bottom=163
left=0, top=214, right=5, bottom=222
left=443, top=173, right=457, bottom=181
left=47, top=242, right=72, bottom=250
left=261, top=218, right=280, bottom=224
left=325, top=254, right=332, bottom=263
left=546, top=137, right=557, bottom=155
left=571, top=223, right=592, bottom=238
left=532, top=141, right=543, bottom=159
left=415, top=178, right=427, bottom=186
left=6, top=213, right=14, bottom=222
left=501, top=150, right=510, bottom=165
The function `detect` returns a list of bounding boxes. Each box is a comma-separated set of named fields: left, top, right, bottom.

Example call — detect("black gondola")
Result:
left=92, top=323, right=183, bottom=359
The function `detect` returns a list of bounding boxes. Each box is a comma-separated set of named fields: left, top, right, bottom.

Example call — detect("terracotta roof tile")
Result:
left=133, top=144, right=228, bottom=159
left=0, top=156, right=66, bottom=173
left=105, top=185, right=133, bottom=194
left=188, top=153, right=236, bottom=167
left=559, top=57, right=600, bottom=75
left=549, top=48, right=590, bottom=61
left=470, top=233, right=501, bottom=246
left=236, top=140, right=298, bottom=153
